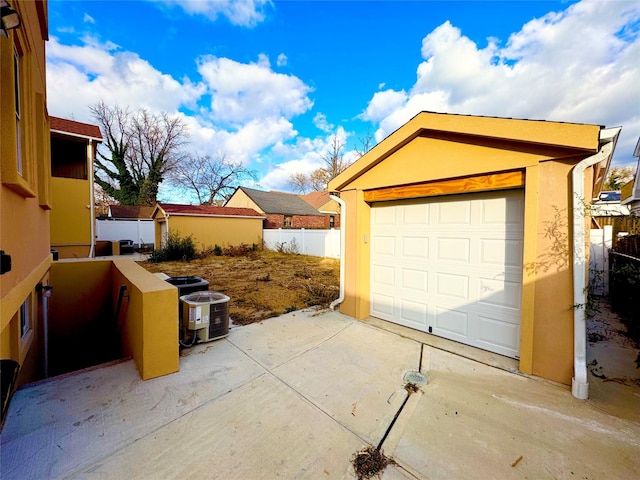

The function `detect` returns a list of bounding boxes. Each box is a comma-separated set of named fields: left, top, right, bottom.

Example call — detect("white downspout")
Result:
left=570, top=127, right=619, bottom=399
left=88, top=139, right=96, bottom=258
left=329, top=195, right=346, bottom=310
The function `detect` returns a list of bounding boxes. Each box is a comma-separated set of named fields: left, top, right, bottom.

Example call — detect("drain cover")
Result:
left=403, top=370, right=428, bottom=386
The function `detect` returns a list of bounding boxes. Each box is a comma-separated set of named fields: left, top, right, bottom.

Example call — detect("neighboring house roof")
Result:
left=153, top=203, right=264, bottom=218
left=591, top=192, right=630, bottom=217
left=301, top=190, right=340, bottom=214
left=236, top=187, right=322, bottom=216
left=50, top=116, right=103, bottom=142
left=301, top=190, right=330, bottom=209
left=108, top=205, right=155, bottom=219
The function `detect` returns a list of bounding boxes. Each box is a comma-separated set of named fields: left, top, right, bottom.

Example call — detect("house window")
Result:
left=20, top=297, right=30, bottom=339
left=14, top=48, right=22, bottom=175
left=329, top=215, right=335, bottom=228
left=284, top=215, right=292, bottom=228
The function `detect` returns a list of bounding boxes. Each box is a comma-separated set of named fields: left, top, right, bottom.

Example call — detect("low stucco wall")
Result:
left=112, top=258, right=179, bottom=380
left=49, top=259, right=178, bottom=380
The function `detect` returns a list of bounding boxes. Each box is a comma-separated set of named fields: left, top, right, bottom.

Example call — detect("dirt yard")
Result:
left=139, top=250, right=340, bottom=325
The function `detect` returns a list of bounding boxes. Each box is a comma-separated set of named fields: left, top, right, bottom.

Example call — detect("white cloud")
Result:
left=197, top=55, right=314, bottom=124
left=47, top=36, right=204, bottom=121
left=161, top=0, right=272, bottom=27
left=363, top=0, right=640, bottom=166
left=277, top=53, right=288, bottom=67
left=313, top=113, right=333, bottom=133
left=83, top=13, right=95, bottom=24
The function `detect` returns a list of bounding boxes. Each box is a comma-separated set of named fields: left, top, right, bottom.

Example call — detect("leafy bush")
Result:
left=148, top=231, right=196, bottom=263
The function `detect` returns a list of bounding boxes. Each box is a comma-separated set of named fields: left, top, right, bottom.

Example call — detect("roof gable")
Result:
left=50, top=116, right=103, bottom=141
left=240, top=187, right=322, bottom=216
left=329, top=111, right=602, bottom=192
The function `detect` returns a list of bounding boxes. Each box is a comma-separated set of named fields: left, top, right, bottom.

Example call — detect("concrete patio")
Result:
left=1, top=309, right=639, bottom=479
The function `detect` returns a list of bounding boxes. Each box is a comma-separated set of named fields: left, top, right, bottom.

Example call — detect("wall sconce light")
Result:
left=1, top=0, right=21, bottom=37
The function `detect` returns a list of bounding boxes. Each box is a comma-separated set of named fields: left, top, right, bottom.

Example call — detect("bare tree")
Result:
left=289, top=172, right=310, bottom=194
left=287, top=134, right=351, bottom=193
left=170, top=152, right=256, bottom=205
left=91, top=101, right=188, bottom=206
left=355, top=129, right=375, bottom=158
left=94, top=183, right=116, bottom=216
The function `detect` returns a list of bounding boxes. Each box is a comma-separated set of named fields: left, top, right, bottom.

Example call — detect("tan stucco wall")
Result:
left=112, top=258, right=179, bottom=380
left=329, top=113, right=603, bottom=386
left=50, top=176, right=93, bottom=257
left=0, top=0, right=51, bottom=384
left=225, top=190, right=264, bottom=213
left=163, top=215, right=263, bottom=251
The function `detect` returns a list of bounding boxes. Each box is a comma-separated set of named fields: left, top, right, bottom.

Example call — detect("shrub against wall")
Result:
left=149, top=231, right=196, bottom=262
left=609, top=239, right=640, bottom=349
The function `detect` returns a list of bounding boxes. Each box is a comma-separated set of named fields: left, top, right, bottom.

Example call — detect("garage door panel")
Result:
left=435, top=273, right=470, bottom=301
left=480, top=238, right=523, bottom=266
left=400, top=299, right=428, bottom=327
left=401, top=268, right=428, bottom=292
left=402, top=203, right=430, bottom=225
left=477, top=316, right=520, bottom=356
left=478, top=278, right=521, bottom=309
left=434, top=308, right=469, bottom=338
left=437, top=238, right=470, bottom=262
left=372, top=264, right=395, bottom=286
left=401, top=236, right=429, bottom=259
left=371, top=292, right=395, bottom=319
left=371, top=189, right=524, bottom=359
left=436, top=200, right=472, bottom=225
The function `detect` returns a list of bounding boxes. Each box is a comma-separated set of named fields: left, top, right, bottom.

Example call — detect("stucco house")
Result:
left=328, top=111, right=620, bottom=399
left=152, top=203, right=265, bottom=251
left=301, top=190, right=341, bottom=228
left=1, top=0, right=51, bottom=420
left=225, top=186, right=327, bottom=228
left=49, top=116, right=103, bottom=259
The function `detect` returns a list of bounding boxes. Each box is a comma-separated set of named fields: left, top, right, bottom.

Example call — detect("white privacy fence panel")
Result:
left=96, top=220, right=155, bottom=246
left=589, top=225, right=613, bottom=296
left=263, top=228, right=340, bottom=259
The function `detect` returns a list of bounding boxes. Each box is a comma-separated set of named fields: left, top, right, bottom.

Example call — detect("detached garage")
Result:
left=152, top=203, right=265, bottom=251
left=328, top=112, right=620, bottom=397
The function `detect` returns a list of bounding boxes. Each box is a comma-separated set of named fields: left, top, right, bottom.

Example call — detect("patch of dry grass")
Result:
left=139, top=250, right=340, bottom=326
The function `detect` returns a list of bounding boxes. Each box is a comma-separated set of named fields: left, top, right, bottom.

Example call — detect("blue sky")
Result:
left=47, top=0, right=640, bottom=199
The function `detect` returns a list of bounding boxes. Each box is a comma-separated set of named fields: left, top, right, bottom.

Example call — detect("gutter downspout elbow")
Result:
left=570, top=130, right=618, bottom=399
left=329, top=195, right=346, bottom=311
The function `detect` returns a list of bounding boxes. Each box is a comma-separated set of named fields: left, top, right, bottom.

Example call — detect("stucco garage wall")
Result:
left=170, top=216, right=263, bottom=250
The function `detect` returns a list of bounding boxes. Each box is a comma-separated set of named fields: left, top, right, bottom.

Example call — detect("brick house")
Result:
left=225, top=187, right=332, bottom=229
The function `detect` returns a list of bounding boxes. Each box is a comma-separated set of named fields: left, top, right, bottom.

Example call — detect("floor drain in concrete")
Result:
left=403, top=370, right=428, bottom=386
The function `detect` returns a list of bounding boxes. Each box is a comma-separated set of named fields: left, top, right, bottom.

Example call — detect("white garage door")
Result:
left=370, top=190, right=524, bottom=358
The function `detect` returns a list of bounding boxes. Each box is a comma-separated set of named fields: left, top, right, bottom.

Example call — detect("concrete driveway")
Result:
left=1, top=309, right=639, bottom=479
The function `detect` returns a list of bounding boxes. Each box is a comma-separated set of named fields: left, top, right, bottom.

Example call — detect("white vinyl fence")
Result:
left=589, top=225, right=613, bottom=296
left=96, top=219, right=155, bottom=247
left=263, top=228, right=340, bottom=259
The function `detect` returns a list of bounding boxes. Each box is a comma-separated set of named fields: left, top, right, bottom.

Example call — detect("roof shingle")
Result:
left=158, top=203, right=263, bottom=217
left=239, top=187, right=322, bottom=216
left=50, top=116, right=103, bottom=140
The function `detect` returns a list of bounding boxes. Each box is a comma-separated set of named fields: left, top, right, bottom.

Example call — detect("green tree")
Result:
left=91, top=102, right=188, bottom=206
left=603, top=166, right=635, bottom=191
